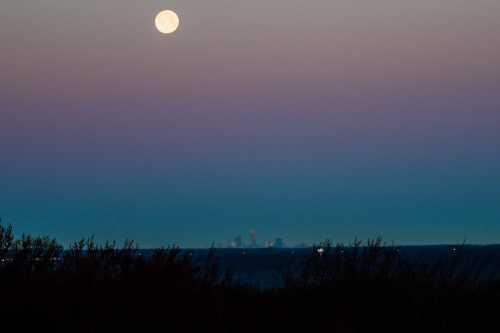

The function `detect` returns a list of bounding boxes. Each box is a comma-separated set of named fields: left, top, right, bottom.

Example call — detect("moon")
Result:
left=155, top=10, right=180, bottom=34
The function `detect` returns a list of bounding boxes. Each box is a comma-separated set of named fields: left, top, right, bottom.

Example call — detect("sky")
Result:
left=1, top=0, right=500, bottom=247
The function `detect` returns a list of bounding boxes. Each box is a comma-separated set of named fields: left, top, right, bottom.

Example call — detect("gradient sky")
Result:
left=1, top=0, right=500, bottom=247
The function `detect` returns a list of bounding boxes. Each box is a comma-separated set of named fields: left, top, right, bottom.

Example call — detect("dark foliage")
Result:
left=0, top=224, right=498, bottom=332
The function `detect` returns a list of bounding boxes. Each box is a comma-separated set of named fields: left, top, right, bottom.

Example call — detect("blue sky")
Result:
left=1, top=0, right=499, bottom=246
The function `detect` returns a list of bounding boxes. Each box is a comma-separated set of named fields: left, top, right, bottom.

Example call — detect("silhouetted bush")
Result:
left=0, top=223, right=498, bottom=332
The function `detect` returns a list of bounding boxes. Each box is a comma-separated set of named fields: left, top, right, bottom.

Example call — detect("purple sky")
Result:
left=1, top=0, right=500, bottom=246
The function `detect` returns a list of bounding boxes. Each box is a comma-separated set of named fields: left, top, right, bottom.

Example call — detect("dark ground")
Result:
left=1, top=225, right=499, bottom=332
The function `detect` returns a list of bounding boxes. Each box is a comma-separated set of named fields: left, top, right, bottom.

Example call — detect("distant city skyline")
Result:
left=221, top=230, right=290, bottom=249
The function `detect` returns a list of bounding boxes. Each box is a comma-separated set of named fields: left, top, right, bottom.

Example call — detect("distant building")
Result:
left=232, top=235, right=243, bottom=248
left=249, top=230, right=257, bottom=248
left=272, top=238, right=285, bottom=248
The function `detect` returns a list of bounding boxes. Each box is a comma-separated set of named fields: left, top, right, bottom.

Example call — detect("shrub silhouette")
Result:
left=0, top=223, right=498, bottom=332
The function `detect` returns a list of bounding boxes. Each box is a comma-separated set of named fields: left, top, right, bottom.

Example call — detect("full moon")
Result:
left=155, top=10, right=180, bottom=34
